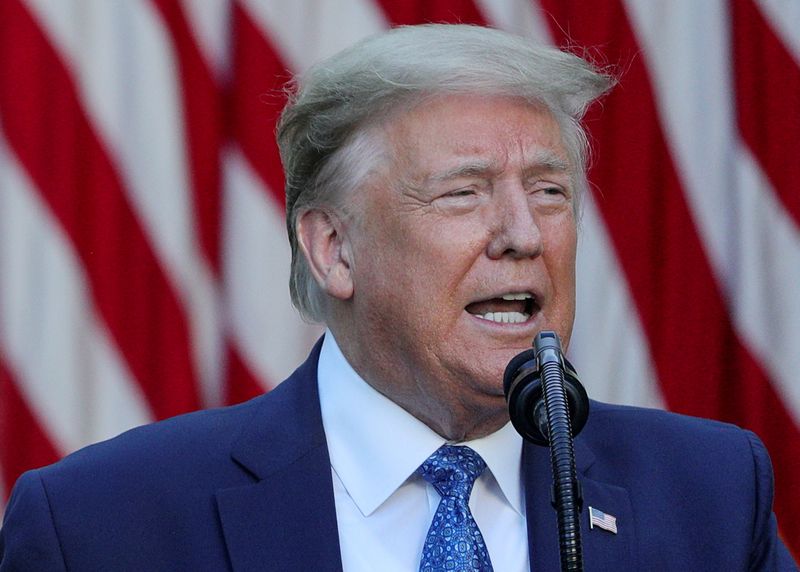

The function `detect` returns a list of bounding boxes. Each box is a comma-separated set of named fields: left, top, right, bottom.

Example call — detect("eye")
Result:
left=436, top=187, right=481, bottom=205
left=531, top=185, right=566, bottom=198
left=529, top=183, right=572, bottom=209
left=443, top=187, right=477, bottom=198
left=432, top=186, right=483, bottom=214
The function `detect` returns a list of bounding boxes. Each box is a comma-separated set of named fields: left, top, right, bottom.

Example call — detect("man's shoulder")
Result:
left=31, top=341, right=324, bottom=491
left=585, top=400, right=756, bottom=450
left=0, top=395, right=272, bottom=570
left=31, top=394, right=266, bottom=496
left=576, top=404, right=798, bottom=569
left=1, top=353, right=328, bottom=570
left=588, top=399, right=746, bottom=433
left=581, top=400, right=761, bottom=485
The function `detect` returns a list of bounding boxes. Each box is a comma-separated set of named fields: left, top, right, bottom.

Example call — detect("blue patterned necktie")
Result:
left=418, top=445, right=494, bottom=572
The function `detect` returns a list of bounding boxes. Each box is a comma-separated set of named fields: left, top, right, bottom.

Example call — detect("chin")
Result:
left=466, top=364, right=512, bottom=399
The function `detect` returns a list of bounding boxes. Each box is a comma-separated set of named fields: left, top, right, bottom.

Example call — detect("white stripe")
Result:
left=222, top=149, right=322, bottom=386
left=625, top=0, right=800, bottom=419
left=180, top=0, right=231, bottom=79
left=26, top=0, right=224, bottom=407
left=572, top=196, right=664, bottom=408
left=0, top=131, right=152, bottom=453
left=239, top=0, right=388, bottom=73
left=756, top=0, right=800, bottom=67
left=478, top=0, right=553, bottom=44
left=729, top=149, right=800, bottom=412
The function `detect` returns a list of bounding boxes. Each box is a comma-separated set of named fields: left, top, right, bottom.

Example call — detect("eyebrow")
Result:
left=426, top=161, right=495, bottom=184
left=424, top=150, right=571, bottom=184
left=526, top=150, right=571, bottom=173
left=519, top=149, right=572, bottom=177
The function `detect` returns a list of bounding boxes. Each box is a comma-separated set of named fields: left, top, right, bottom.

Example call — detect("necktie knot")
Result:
left=418, top=445, right=486, bottom=501
left=418, top=445, right=493, bottom=572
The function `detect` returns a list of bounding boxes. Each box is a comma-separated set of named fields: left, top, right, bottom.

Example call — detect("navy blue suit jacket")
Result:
left=1, top=341, right=796, bottom=570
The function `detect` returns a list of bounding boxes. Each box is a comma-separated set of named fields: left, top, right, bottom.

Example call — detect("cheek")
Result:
left=545, top=217, right=577, bottom=270
left=421, top=218, right=492, bottom=283
left=559, top=237, right=577, bottom=291
left=547, top=224, right=577, bottom=339
left=355, top=192, right=492, bottom=305
left=385, top=217, right=485, bottom=282
left=542, top=219, right=577, bottom=294
left=351, top=222, right=436, bottom=316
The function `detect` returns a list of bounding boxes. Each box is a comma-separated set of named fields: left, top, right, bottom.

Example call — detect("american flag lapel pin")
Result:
left=589, top=506, right=618, bottom=534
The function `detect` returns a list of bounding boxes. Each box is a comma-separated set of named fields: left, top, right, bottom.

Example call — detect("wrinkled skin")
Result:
left=299, top=94, right=578, bottom=440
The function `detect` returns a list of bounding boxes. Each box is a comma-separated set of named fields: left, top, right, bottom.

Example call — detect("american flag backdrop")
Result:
left=0, top=0, right=798, bottom=557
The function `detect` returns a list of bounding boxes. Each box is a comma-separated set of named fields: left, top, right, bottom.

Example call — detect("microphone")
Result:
left=504, top=331, right=590, bottom=571
left=503, top=331, right=590, bottom=446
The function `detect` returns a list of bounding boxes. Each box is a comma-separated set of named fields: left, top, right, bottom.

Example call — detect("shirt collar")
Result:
left=462, top=420, right=525, bottom=517
left=317, top=331, right=524, bottom=517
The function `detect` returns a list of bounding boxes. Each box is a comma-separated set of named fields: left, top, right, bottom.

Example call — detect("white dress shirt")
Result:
left=317, top=332, right=530, bottom=571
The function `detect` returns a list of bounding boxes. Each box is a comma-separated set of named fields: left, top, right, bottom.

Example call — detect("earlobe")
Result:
left=296, top=209, right=354, bottom=301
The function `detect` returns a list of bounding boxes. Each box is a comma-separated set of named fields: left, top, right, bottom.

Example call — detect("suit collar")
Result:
left=227, top=340, right=327, bottom=481
left=217, top=339, right=344, bottom=572
left=524, top=416, right=636, bottom=571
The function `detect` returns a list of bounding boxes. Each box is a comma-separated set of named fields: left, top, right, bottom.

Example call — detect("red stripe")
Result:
left=230, top=2, right=289, bottom=207
left=0, top=357, right=60, bottom=496
left=732, top=0, right=800, bottom=227
left=150, top=0, right=224, bottom=272
left=149, top=1, right=269, bottom=407
left=376, top=0, right=486, bottom=25
left=218, top=3, right=291, bottom=401
left=0, top=0, right=200, bottom=418
left=539, top=0, right=800, bottom=554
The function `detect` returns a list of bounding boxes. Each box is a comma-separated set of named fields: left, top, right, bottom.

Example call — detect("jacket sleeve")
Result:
left=746, top=431, right=798, bottom=571
left=0, top=470, right=68, bottom=572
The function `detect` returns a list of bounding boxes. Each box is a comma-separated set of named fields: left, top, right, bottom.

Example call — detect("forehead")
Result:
left=383, top=94, right=569, bottom=177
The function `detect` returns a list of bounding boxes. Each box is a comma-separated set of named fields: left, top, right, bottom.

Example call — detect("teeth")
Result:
left=475, top=311, right=530, bottom=323
left=501, top=293, right=532, bottom=301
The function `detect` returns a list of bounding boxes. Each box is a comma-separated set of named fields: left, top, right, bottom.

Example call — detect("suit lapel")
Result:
left=524, top=437, right=636, bottom=571
left=216, top=340, right=344, bottom=572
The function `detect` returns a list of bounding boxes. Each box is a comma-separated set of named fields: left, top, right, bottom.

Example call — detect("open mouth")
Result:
left=465, top=292, right=538, bottom=324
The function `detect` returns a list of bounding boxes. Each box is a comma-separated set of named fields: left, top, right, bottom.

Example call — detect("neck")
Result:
left=325, top=317, right=510, bottom=442
left=400, top=398, right=509, bottom=441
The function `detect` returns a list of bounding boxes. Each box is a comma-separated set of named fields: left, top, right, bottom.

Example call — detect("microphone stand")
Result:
left=504, top=332, right=589, bottom=572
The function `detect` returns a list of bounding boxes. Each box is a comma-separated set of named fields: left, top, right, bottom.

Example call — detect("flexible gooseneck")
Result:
left=503, top=332, right=590, bottom=572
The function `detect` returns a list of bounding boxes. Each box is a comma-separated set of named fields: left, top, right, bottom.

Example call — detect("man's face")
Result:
left=340, top=94, right=578, bottom=439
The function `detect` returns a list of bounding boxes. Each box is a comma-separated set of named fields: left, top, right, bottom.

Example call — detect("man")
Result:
left=1, top=24, right=796, bottom=571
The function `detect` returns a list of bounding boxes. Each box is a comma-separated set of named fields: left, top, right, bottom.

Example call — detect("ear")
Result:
left=296, top=209, right=354, bottom=301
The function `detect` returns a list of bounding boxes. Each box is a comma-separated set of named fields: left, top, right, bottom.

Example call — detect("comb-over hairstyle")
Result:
left=278, top=24, right=614, bottom=322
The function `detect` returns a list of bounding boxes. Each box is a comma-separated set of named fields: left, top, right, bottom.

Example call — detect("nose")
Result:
left=486, top=188, right=543, bottom=259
